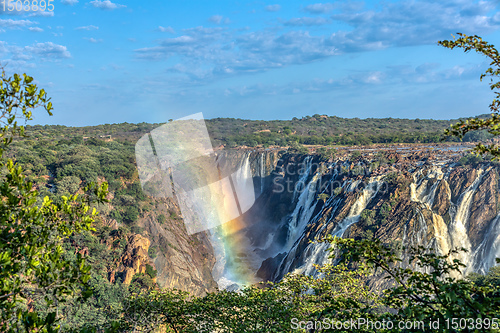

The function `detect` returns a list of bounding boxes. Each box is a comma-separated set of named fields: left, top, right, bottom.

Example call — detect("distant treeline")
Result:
left=23, top=113, right=493, bottom=148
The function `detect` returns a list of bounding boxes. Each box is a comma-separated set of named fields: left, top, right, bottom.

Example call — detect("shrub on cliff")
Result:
left=458, top=153, right=484, bottom=166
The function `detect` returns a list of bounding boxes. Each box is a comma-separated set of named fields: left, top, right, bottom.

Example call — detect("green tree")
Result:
left=324, top=236, right=500, bottom=332
left=0, top=71, right=108, bottom=332
left=56, top=175, right=81, bottom=195
left=439, top=33, right=500, bottom=159
left=99, top=261, right=375, bottom=333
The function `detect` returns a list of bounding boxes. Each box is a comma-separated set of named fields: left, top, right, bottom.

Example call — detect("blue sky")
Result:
left=1, top=0, right=500, bottom=125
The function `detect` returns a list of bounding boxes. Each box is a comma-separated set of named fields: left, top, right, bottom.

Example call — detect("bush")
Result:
left=157, top=214, right=166, bottom=224
left=380, top=202, right=392, bottom=218
left=350, top=150, right=362, bottom=159
left=360, top=209, right=376, bottom=226
left=123, top=206, right=139, bottom=224
left=148, top=245, right=158, bottom=259
left=56, top=175, right=81, bottom=195
left=129, top=274, right=155, bottom=293
left=317, top=193, right=329, bottom=203
left=130, top=225, right=143, bottom=235
left=145, top=264, right=157, bottom=279
left=458, top=153, right=483, bottom=166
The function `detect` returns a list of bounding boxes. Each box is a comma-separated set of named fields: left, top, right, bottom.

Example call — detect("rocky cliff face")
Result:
left=208, top=148, right=500, bottom=290
left=117, top=234, right=152, bottom=285
left=126, top=197, right=219, bottom=297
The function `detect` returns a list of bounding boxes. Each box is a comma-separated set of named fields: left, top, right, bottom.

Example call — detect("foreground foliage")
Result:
left=325, top=237, right=500, bottom=332
left=440, top=33, right=500, bottom=159
left=66, top=236, right=499, bottom=333
left=0, top=71, right=108, bottom=332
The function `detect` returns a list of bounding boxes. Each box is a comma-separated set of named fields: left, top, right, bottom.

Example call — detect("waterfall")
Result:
left=209, top=152, right=258, bottom=290
left=207, top=150, right=500, bottom=290
left=408, top=166, right=488, bottom=272
left=470, top=212, right=500, bottom=274
left=430, top=212, right=451, bottom=255
left=209, top=228, right=231, bottom=289
left=278, top=177, right=381, bottom=278
left=410, top=166, right=444, bottom=208
left=292, top=156, right=313, bottom=203
left=260, top=153, right=265, bottom=194
left=332, top=179, right=381, bottom=238
left=288, top=195, right=344, bottom=277
left=449, top=168, right=484, bottom=268
left=285, top=172, right=320, bottom=251
left=231, top=152, right=255, bottom=213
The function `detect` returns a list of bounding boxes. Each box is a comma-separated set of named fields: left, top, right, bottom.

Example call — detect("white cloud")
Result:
left=28, top=27, right=44, bottom=32
left=24, top=42, right=71, bottom=59
left=157, top=26, right=175, bottom=33
left=303, top=3, right=335, bottom=14
left=28, top=11, right=55, bottom=17
left=328, top=0, right=500, bottom=51
left=84, top=37, right=103, bottom=43
left=62, top=0, right=79, bottom=4
left=209, top=15, right=223, bottom=24
left=218, top=61, right=482, bottom=98
left=208, top=15, right=230, bottom=25
left=76, top=25, right=99, bottom=30
left=0, top=41, right=71, bottom=71
left=0, top=41, right=8, bottom=54
left=265, top=4, right=281, bottom=12
left=0, top=19, right=35, bottom=28
left=89, top=0, right=125, bottom=10
left=136, top=27, right=339, bottom=77
left=134, top=0, right=500, bottom=86
left=283, top=17, right=332, bottom=26
left=363, top=71, right=385, bottom=84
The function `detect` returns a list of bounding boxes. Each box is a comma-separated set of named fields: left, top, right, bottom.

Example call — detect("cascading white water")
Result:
left=448, top=168, right=484, bottom=268
left=410, top=166, right=445, bottom=208
left=281, top=178, right=381, bottom=277
left=332, top=179, right=381, bottom=238
left=209, top=228, right=232, bottom=289
left=430, top=211, right=451, bottom=256
left=470, top=211, right=500, bottom=274
left=210, top=152, right=257, bottom=290
left=409, top=165, right=489, bottom=274
left=210, top=150, right=500, bottom=289
left=260, top=153, right=265, bottom=194
left=292, top=156, right=313, bottom=203
left=285, top=172, right=320, bottom=251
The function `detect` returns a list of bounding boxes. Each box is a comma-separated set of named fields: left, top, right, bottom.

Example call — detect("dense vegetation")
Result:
left=60, top=237, right=500, bottom=332
left=6, top=133, right=147, bottom=232
left=0, top=72, right=108, bottom=332
left=21, top=113, right=491, bottom=151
